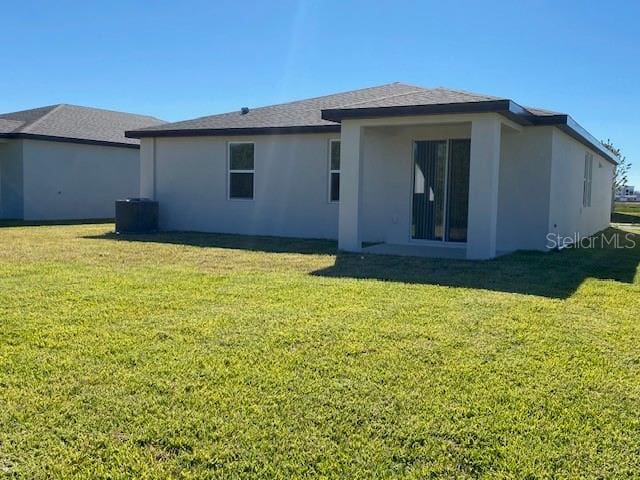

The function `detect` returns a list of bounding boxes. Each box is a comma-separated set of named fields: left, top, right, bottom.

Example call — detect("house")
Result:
left=126, top=83, right=615, bottom=259
left=0, top=104, right=164, bottom=220
left=615, top=185, right=638, bottom=202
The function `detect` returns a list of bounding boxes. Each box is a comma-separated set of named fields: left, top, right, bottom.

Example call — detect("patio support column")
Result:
left=467, top=116, right=501, bottom=260
left=338, top=122, right=364, bottom=252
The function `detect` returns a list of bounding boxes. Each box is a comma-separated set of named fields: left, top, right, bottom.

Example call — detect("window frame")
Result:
left=328, top=139, right=341, bottom=203
left=583, top=152, right=593, bottom=208
left=227, top=141, right=255, bottom=201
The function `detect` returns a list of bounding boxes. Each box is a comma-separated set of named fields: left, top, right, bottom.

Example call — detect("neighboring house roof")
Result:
left=0, top=118, right=24, bottom=133
left=125, top=82, right=616, bottom=163
left=0, top=104, right=165, bottom=148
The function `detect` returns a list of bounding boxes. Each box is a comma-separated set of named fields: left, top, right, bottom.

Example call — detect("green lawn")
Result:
left=612, top=202, right=640, bottom=224
left=1, top=224, right=640, bottom=478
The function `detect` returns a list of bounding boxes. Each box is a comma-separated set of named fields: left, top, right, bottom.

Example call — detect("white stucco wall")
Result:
left=151, top=134, right=339, bottom=238
left=140, top=137, right=155, bottom=199
left=496, top=126, right=554, bottom=251
left=0, top=139, right=24, bottom=219
left=143, top=119, right=614, bottom=255
left=21, top=140, right=140, bottom=220
left=548, top=129, right=614, bottom=243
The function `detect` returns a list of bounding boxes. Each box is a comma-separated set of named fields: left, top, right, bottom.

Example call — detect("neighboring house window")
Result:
left=329, top=140, right=340, bottom=202
left=229, top=142, right=255, bottom=199
left=583, top=152, right=593, bottom=207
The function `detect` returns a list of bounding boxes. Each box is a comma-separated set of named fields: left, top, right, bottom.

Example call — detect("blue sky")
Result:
left=2, top=0, right=638, bottom=185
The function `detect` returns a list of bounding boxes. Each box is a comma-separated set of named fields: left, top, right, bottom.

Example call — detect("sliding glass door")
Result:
left=412, top=139, right=470, bottom=242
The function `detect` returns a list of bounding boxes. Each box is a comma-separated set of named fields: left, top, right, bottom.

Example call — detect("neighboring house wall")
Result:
left=548, top=129, right=613, bottom=243
left=0, top=139, right=24, bottom=219
left=151, top=134, right=339, bottom=238
left=21, top=140, right=140, bottom=220
left=496, top=126, right=553, bottom=252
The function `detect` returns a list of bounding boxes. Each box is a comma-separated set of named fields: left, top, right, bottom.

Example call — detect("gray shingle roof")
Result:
left=130, top=83, right=421, bottom=132
left=127, top=83, right=561, bottom=136
left=0, top=118, right=24, bottom=134
left=0, top=104, right=165, bottom=145
left=329, top=86, right=502, bottom=109
left=122, top=82, right=614, bottom=164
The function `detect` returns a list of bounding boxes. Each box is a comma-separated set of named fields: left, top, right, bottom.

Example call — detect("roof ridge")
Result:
left=57, top=103, right=166, bottom=122
left=18, top=104, right=64, bottom=133
left=3, top=103, right=165, bottom=127
left=433, top=86, right=502, bottom=100
left=263, top=85, right=427, bottom=120
left=333, top=88, right=430, bottom=108
left=257, top=82, right=408, bottom=110
left=325, top=86, right=504, bottom=111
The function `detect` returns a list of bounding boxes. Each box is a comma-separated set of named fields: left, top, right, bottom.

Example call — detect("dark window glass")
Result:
left=412, top=140, right=447, bottom=240
left=330, top=172, right=340, bottom=202
left=446, top=139, right=470, bottom=242
left=329, top=141, right=340, bottom=201
left=230, top=172, right=254, bottom=199
left=330, top=141, right=341, bottom=170
left=230, top=143, right=254, bottom=170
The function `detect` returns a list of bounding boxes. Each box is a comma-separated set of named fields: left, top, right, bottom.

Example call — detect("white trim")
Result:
left=227, top=141, right=255, bottom=201
left=328, top=139, right=341, bottom=203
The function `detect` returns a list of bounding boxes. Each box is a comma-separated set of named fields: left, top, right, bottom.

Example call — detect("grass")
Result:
left=0, top=224, right=639, bottom=478
left=612, top=202, right=640, bottom=224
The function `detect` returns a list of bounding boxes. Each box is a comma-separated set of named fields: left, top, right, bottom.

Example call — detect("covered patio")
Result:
left=328, top=112, right=522, bottom=260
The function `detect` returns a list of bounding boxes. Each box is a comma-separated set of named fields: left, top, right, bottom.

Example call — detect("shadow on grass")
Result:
left=0, top=218, right=113, bottom=228
left=313, top=228, right=640, bottom=298
left=85, top=228, right=640, bottom=299
left=611, top=212, right=640, bottom=224
left=84, top=230, right=338, bottom=255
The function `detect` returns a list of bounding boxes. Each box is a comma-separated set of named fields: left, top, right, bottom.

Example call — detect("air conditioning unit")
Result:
left=115, top=198, right=159, bottom=234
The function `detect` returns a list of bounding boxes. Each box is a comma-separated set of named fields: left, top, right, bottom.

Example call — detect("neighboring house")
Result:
left=615, top=185, right=638, bottom=202
left=126, top=83, right=615, bottom=259
left=0, top=104, right=164, bottom=220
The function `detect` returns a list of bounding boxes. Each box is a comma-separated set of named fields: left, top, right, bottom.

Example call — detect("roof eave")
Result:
left=321, top=101, right=617, bottom=165
left=320, top=99, right=532, bottom=124
left=0, top=132, right=140, bottom=149
left=125, top=124, right=341, bottom=139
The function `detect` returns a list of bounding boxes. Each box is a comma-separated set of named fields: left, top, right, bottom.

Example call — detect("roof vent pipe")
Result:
left=240, top=107, right=250, bottom=115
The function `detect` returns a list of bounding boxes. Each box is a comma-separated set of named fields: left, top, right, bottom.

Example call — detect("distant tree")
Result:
left=602, top=138, right=631, bottom=190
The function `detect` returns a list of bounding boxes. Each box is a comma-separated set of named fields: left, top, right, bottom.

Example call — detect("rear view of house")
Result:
left=0, top=104, right=164, bottom=221
left=126, top=83, right=615, bottom=259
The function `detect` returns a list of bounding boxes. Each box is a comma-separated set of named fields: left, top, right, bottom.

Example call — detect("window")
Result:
left=583, top=152, right=593, bottom=207
left=329, top=140, right=340, bottom=202
left=228, top=142, right=254, bottom=199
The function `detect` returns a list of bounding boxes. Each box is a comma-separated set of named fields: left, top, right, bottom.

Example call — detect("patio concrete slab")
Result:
left=363, top=243, right=468, bottom=259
